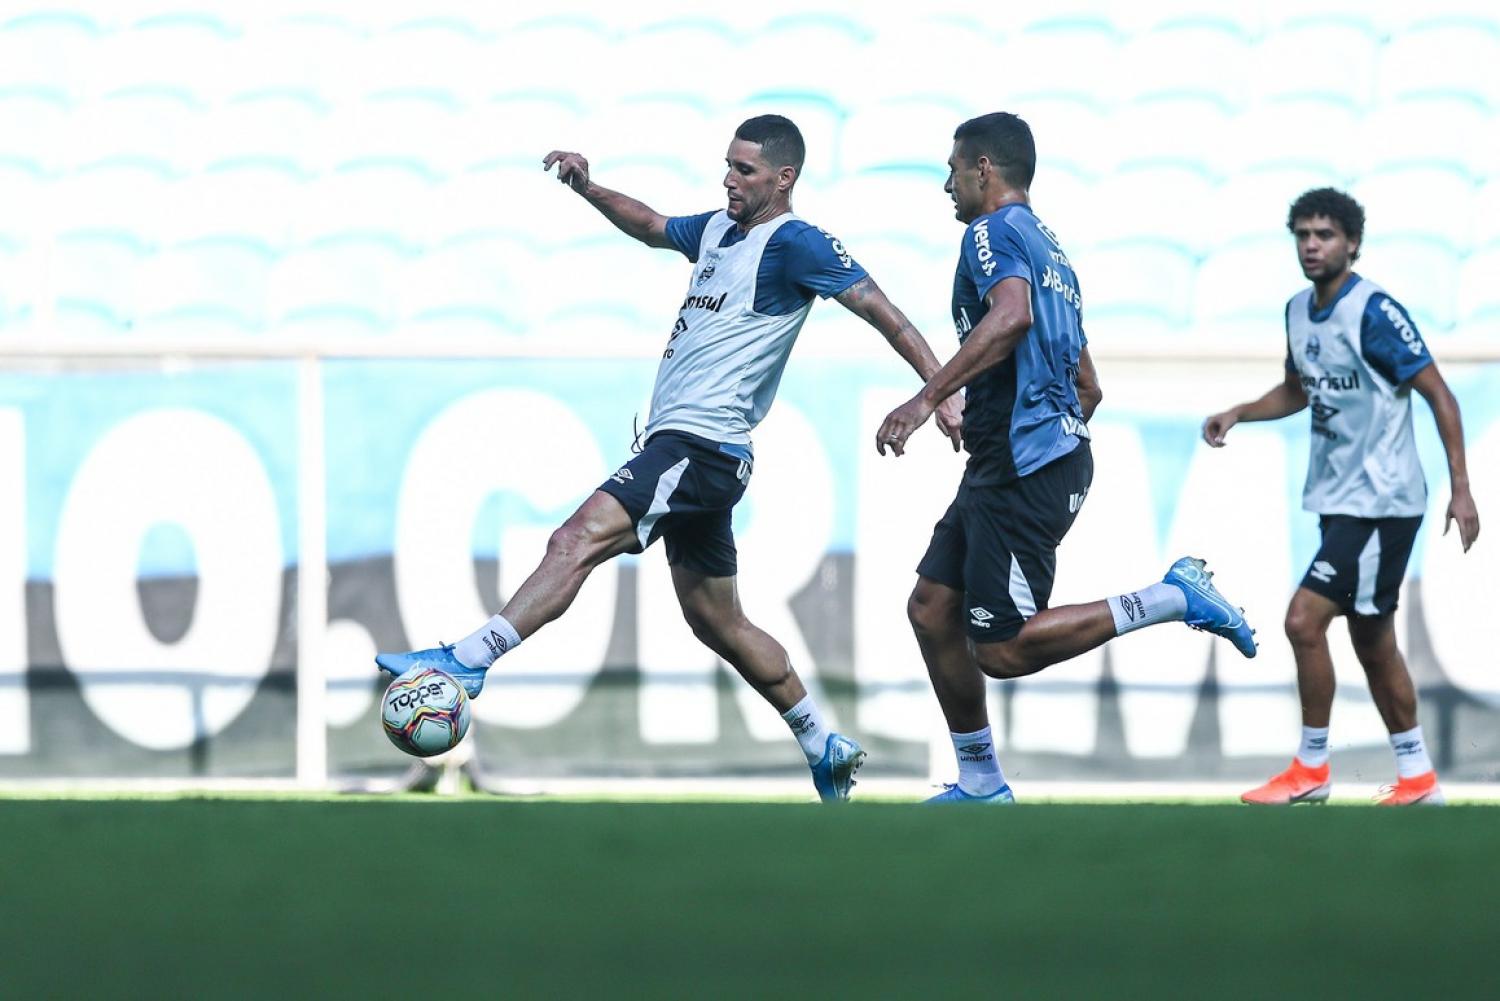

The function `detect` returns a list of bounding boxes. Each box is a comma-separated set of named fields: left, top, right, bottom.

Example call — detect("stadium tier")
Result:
left=1, top=2, right=1498, bottom=341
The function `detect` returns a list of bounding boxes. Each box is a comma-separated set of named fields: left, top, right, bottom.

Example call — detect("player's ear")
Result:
left=778, top=164, right=797, bottom=192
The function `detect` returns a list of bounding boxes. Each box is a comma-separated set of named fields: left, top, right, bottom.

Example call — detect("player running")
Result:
left=1204, top=188, right=1480, bottom=807
left=375, top=115, right=964, bottom=802
left=877, top=112, right=1258, bottom=804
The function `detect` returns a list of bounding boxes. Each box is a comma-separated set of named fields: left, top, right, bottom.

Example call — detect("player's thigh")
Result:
left=1346, top=609, right=1399, bottom=665
left=1284, top=586, right=1341, bottom=643
left=1299, top=514, right=1421, bottom=618
left=670, top=562, right=742, bottom=636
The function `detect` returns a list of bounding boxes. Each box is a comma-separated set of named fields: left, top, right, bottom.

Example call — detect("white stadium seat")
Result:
left=0, top=10, right=100, bottom=100
left=133, top=237, right=274, bottom=336
left=1118, top=22, right=1253, bottom=112
left=1355, top=236, right=1462, bottom=333
left=1474, top=179, right=1500, bottom=250
left=841, top=97, right=970, bottom=176
left=268, top=237, right=408, bottom=336
left=1191, top=233, right=1304, bottom=333
left=1089, top=163, right=1217, bottom=256
left=1072, top=239, right=1197, bottom=330
left=1377, top=23, right=1500, bottom=108
left=199, top=90, right=328, bottom=175
left=1233, top=94, right=1361, bottom=177
left=1456, top=245, right=1500, bottom=330
left=0, top=88, right=68, bottom=174
left=994, top=19, right=1123, bottom=111
left=62, top=87, right=205, bottom=174
left=1352, top=164, right=1475, bottom=252
left=608, top=19, right=740, bottom=104
left=1213, top=165, right=1338, bottom=250
left=86, top=15, right=236, bottom=105
left=1252, top=19, right=1381, bottom=109
left=50, top=230, right=151, bottom=334
left=592, top=95, right=717, bottom=187
left=164, top=159, right=306, bottom=252
left=294, top=160, right=434, bottom=250
left=397, top=236, right=532, bottom=337
left=1356, top=96, right=1491, bottom=181
left=220, top=16, right=364, bottom=110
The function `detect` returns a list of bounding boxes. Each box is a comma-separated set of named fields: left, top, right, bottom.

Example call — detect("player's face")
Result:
left=1292, top=215, right=1358, bottom=282
left=945, top=143, right=982, bottom=223
left=723, top=139, right=780, bottom=223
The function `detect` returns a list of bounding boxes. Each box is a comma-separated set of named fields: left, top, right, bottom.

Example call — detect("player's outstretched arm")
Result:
left=542, top=150, right=673, bottom=249
left=1202, top=366, right=1308, bottom=447
left=1410, top=363, right=1480, bottom=551
left=835, top=276, right=963, bottom=451
left=875, top=277, right=1031, bottom=456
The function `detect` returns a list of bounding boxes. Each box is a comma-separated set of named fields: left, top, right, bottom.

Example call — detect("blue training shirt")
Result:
left=665, top=211, right=867, bottom=313
left=952, top=203, right=1089, bottom=485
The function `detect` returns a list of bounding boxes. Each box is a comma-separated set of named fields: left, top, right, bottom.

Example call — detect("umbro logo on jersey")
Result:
left=610, top=468, right=634, bottom=484
left=970, top=607, right=993, bottom=628
left=1310, top=399, right=1341, bottom=423
left=1310, top=560, right=1337, bottom=583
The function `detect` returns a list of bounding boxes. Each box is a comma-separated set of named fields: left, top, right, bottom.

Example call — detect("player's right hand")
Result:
left=1202, top=410, right=1238, bottom=447
left=543, top=150, right=590, bottom=193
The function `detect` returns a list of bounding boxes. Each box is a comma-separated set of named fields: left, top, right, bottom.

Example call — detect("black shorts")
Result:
left=917, top=443, right=1094, bottom=642
left=1300, top=513, right=1422, bottom=617
left=596, top=430, right=752, bottom=578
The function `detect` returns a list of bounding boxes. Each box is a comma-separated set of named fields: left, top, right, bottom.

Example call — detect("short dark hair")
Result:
left=953, top=112, right=1036, bottom=189
left=735, top=114, right=805, bottom=174
left=1288, top=187, right=1365, bottom=258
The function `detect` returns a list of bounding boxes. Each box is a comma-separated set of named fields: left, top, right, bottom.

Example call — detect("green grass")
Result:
left=2, top=798, right=1496, bottom=999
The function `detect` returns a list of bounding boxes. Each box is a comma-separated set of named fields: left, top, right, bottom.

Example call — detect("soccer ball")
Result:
left=381, top=667, right=472, bottom=757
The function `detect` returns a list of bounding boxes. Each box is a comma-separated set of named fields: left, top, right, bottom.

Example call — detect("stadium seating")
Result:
left=0, top=1, right=1495, bottom=347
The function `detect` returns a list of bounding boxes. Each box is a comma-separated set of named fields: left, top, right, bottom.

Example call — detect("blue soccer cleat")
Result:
left=810, top=733, right=866, bottom=803
left=1163, top=556, right=1258, bottom=658
left=925, top=783, right=1016, bottom=804
left=375, top=643, right=489, bottom=699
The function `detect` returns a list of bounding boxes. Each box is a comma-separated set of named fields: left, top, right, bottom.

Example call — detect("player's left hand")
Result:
left=934, top=394, right=963, bottom=452
left=1445, top=485, right=1480, bottom=552
left=876, top=394, right=933, bottom=457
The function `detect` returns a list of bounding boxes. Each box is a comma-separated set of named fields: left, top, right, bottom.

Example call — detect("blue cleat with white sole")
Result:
left=375, top=643, right=489, bottom=699
left=810, top=733, right=866, bottom=802
left=1163, top=556, right=1257, bottom=658
left=926, top=783, right=1016, bottom=804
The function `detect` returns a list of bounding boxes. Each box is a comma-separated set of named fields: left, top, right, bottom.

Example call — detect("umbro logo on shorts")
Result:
left=610, top=467, right=634, bottom=484
left=1310, top=560, right=1337, bottom=583
left=970, top=607, right=993, bottom=628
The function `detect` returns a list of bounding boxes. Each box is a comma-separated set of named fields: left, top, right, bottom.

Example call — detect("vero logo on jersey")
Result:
left=818, top=227, right=853, bottom=269
left=1379, top=299, right=1425, bottom=356
left=972, top=220, right=997, bottom=277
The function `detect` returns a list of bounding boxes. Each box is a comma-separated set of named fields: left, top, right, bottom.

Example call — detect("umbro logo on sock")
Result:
left=957, top=742, right=993, bottom=760
left=482, top=630, right=509, bottom=658
left=1123, top=594, right=1145, bottom=622
left=788, top=712, right=816, bottom=736
left=1394, top=740, right=1421, bottom=756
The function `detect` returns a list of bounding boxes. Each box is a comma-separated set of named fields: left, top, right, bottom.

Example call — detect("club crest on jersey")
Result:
left=695, top=262, right=717, bottom=287
left=1306, top=334, right=1321, bottom=361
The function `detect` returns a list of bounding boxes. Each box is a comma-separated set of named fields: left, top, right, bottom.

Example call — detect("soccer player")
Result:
left=877, top=112, right=1259, bottom=804
left=376, top=115, right=965, bottom=802
left=1204, top=188, right=1481, bottom=806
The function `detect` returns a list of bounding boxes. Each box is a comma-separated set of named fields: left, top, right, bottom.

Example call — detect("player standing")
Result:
left=1204, top=188, right=1480, bottom=806
left=377, top=115, right=965, bottom=802
left=877, top=112, right=1258, bottom=803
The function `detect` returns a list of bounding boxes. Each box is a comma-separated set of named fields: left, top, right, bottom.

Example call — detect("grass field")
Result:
left=2, top=796, right=1497, bottom=999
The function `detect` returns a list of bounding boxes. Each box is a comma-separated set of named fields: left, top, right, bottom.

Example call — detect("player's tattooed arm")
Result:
left=837, top=277, right=963, bottom=452
left=1410, top=364, right=1480, bottom=551
left=541, top=150, right=673, bottom=249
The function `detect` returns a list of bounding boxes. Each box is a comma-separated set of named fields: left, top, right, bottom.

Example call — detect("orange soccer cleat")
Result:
left=1241, top=759, right=1331, bottom=805
left=1375, top=770, right=1446, bottom=806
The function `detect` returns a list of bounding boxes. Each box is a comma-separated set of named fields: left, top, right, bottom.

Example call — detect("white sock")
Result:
left=1295, top=725, right=1330, bottom=768
left=951, top=726, right=1005, bottom=797
left=1107, top=581, right=1187, bottom=636
left=782, top=695, right=830, bottom=765
left=452, top=613, right=522, bottom=669
left=1390, top=725, right=1434, bottom=779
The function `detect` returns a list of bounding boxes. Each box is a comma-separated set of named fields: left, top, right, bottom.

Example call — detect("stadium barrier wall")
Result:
left=1, top=337, right=1497, bottom=786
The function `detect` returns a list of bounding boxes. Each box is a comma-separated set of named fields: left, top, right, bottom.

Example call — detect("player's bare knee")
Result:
left=908, top=588, right=958, bottom=640
left=1283, top=607, right=1324, bottom=648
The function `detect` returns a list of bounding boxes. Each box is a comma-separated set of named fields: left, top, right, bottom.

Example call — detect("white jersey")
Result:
left=644, top=212, right=814, bottom=446
left=1284, top=274, right=1433, bottom=518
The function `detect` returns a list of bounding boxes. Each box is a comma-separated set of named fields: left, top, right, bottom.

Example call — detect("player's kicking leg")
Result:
left=672, top=564, right=865, bottom=802
left=374, top=489, right=639, bottom=698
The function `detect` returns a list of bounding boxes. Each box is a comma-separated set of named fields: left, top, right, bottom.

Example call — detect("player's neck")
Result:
left=978, top=188, right=1029, bottom=217
left=1311, top=269, right=1355, bottom=310
left=737, top=199, right=792, bottom=232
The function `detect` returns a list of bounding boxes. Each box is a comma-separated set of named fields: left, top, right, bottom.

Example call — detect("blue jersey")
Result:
left=951, top=203, right=1089, bottom=485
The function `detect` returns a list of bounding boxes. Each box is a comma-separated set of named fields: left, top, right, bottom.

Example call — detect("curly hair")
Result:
left=1287, top=188, right=1365, bottom=259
